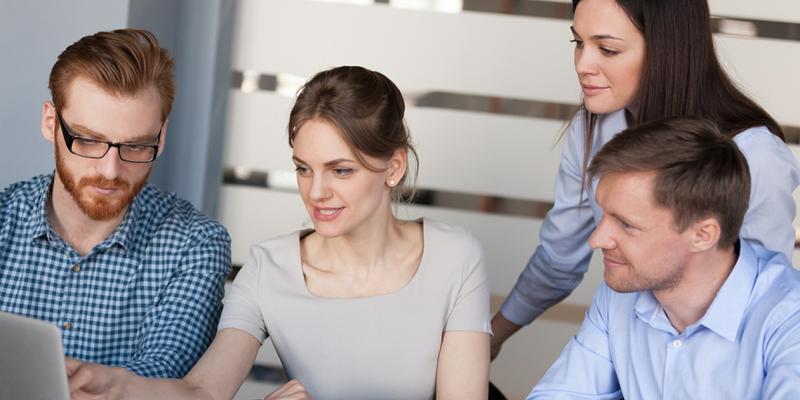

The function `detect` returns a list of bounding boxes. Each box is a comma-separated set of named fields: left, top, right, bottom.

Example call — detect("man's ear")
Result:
left=41, top=101, right=58, bottom=144
left=688, top=217, right=721, bottom=252
left=155, top=118, right=168, bottom=157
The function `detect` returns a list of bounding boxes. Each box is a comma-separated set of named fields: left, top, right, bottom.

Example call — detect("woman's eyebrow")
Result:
left=570, top=26, right=623, bottom=41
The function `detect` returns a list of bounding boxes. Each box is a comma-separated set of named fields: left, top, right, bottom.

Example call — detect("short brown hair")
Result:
left=288, top=66, right=419, bottom=201
left=49, top=29, right=175, bottom=121
left=589, top=118, right=750, bottom=248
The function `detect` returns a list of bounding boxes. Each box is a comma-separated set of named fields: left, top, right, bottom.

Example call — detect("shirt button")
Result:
left=672, top=339, right=682, bottom=349
left=72, top=264, right=81, bottom=273
left=62, top=321, right=72, bottom=330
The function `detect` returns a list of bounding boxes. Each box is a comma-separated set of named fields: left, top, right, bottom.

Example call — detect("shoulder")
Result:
left=762, top=259, right=800, bottom=314
left=0, top=175, right=50, bottom=229
left=247, top=230, right=303, bottom=272
left=423, top=218, right=482, bottom=256
left=225, top=231, right=302, bottom=309
left=0, top=174, right=50, bottom=210
left=752, top=258, right=800, bottom=362
left=733, top=125, right=785, bottom=146
left=749, top=244, right=800, bottom=327
left=732, top=126, right=800, bottom=184
left=134, top=184, right=231, bottom=246
left=733, top=126, right=795, bottom=161
left=421, top=219, right=487, bottom=284
left=252, top=231, right=301, bottom=254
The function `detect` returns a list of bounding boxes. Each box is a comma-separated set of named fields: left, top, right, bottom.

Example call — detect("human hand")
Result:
left=66, top=357, right=125, bottom=400
left=263, top=379, right=311, bottom=400
left=490, top=338, right=503, bottom=361
left=490, top=312, right=523, bottom=362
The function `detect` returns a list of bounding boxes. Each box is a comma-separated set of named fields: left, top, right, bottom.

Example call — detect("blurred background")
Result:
left=2, top=0, right=799, bottom=398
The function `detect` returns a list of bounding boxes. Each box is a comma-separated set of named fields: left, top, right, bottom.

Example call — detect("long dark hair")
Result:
left=572, top=0, right=785, bottom=176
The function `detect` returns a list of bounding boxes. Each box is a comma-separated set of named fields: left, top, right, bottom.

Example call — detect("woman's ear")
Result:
left=386, top=148, right=407, bottom=187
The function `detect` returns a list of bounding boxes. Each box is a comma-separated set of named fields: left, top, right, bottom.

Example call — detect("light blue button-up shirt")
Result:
left=501, top=109, right=800, bottom=326
left=528, top=240, right=800, bottom=399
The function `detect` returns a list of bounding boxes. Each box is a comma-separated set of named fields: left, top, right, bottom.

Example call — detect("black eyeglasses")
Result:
left=56, top=110, right=161, bottom=163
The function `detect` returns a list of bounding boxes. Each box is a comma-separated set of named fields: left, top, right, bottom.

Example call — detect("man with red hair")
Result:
left=0, top=29, right=230, bottom=378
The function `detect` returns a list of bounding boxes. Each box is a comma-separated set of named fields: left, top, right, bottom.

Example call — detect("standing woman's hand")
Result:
left=490, top=312, right=523, bottom=361
left=263, top=379, right=312, bottom=400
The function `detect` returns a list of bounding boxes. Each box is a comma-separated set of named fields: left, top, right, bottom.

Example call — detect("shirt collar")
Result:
left=29, top=172, right=136, bottom=253
left=634, top=290, right=677, bottom=335
left=100, top=202, right=135, bottom=253
left=697, top=240, right=758, bottom=342
left=29, top=174, right=54, bottom=242
left=633, top=240, right=758, bottom=340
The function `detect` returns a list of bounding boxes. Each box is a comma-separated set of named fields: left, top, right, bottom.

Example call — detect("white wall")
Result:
left=0, top=0, right=130, bottom=189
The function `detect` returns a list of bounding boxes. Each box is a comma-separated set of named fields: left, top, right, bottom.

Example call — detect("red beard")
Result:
left=55, top=145, right=149, bottom=221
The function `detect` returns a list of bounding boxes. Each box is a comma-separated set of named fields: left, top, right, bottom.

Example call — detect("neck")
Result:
left=316, top=208, right=404, bottom=275
left=47, top=175, right=126, bottom=256
left=654, top=245, right=737, bottom=333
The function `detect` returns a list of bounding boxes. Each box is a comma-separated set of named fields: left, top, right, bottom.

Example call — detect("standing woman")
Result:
left=491, top=0, right=800, bottom=357
left=66, top=66, right=491, bottom=399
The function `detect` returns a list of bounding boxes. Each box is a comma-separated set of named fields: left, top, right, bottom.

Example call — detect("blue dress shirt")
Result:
left=501, top=109, right=800, bottom=326
left=528, top=240, right=800, bottom=399
left=0, top=174, right=231, bottom=378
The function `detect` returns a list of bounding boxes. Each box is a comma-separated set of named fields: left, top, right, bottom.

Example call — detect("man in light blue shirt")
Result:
left=492, top=109, right=800, bottom=360
left=529, top=118, right=800, bottom=399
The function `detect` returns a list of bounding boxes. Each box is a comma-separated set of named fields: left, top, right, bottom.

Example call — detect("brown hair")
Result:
left=588, top=118, right=750, bottom=248
left=49, top=29, right=175, bottom=121
left=288, top=66, right=419, bottom=201
left=571, top=0, right=783, bottom=188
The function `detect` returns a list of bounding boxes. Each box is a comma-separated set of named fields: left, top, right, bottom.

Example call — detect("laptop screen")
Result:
left=0, top=311, right=70, bottom=400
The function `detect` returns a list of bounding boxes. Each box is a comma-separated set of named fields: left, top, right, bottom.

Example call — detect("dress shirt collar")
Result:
left=634, top=239, right=757, bottom=341
left=696, top=240, right=757, bottom=342
left=633, top=290, right=675, bottom=335
left=30, top=172, right=135, bottom=253
left=28, top=175, right=51, bottom=241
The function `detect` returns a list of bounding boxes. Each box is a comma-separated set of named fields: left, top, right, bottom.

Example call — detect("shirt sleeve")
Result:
left=217, top=245, right=269, bottom=342
left=444, top=232, right=492, bottom=334
left=500, top=113, right=597, bottom=326
left=123, top=229, right=232, bottom=378
left=734, top=128, right=800, bottom=260
left=762, top=300, right=800, bottom=399
left=527, top=284, right=622, bottom=400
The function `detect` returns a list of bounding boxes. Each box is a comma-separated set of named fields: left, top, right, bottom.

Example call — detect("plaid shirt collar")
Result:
left=29, top=173, right=135, bottom=254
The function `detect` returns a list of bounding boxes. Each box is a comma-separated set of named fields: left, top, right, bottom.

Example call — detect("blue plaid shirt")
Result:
left=0, top=174, right=231, bottom=378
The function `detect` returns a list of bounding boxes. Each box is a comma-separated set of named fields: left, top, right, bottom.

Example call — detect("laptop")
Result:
left=0, top=311, right=70, bottom=400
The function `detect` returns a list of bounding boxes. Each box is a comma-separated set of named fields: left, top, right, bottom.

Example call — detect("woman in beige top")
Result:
left=67, top=66, right=491, bottom=399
